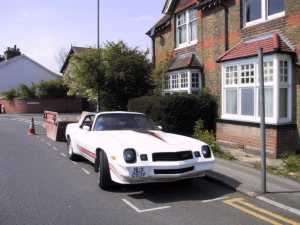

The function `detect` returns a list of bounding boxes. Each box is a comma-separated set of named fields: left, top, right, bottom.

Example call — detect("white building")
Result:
left=0, top=54, right=60, bottom=93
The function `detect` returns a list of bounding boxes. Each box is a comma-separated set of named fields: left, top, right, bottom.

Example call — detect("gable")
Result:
left=0, top=55, right=60, bottom=92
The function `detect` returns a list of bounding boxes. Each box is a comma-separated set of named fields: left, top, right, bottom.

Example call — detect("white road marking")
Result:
left=60, top=153, right=67, bottom=157
left=257, top=196, right=300, bottom=217
left=201, top=196, right=228, bottom=203
left=122, top=199, right=171, bottom=213
left=46, top=142, right=52, bottom=147
left=53, top=146, right=58, bottom=151
left=72, top=161, right=78, bottom=165
left=81, top=168, right=90, bottom=175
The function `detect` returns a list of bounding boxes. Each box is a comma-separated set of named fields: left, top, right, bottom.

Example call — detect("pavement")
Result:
left=0, top=114, right=300, bottom=225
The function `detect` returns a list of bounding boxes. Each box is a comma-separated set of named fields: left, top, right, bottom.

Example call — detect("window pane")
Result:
left=189, top=9, right=197, bottom=21
left=241, top=88, right=254, bottom=116
left=226, top=89, right=237, bottom=114
left=245, top=0, right=262, bottom=22
left=263, top=61, right=273, bottom=82
left=258, top=87, right=273, bottom=117
left=192, top=73, right=200, bottom=88
left=178, top=26, right=187, bottom=44
left=268, top=0, right=285, bottom=16
left=225, top=65, right=238, bottom=85
left=280, top=88, right=288, bottom=118
left=190, top=21, right=197, bottom=41
left=279, top=60, right=288, bottom=83
left=180, top=72, right=188, bottom=88
left=241, top=63, right=255, bottom=84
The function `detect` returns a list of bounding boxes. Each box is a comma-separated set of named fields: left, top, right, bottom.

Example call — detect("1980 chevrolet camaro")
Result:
left=65, top=112, right=215, bottom=189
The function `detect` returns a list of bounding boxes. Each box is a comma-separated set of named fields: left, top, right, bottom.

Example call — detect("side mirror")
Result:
left=83, top=125, right=91, bottom=131
left=157, top=125, right=163, bottom=131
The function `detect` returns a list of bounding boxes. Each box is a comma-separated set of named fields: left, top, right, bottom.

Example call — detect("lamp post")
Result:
left=96, top=0, right=101, bottom=112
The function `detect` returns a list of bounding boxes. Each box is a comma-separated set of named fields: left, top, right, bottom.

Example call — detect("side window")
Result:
left=80, top=115, right=94, bottom=130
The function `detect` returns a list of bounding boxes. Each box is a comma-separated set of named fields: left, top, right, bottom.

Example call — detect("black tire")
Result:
left=98, top=151, right=113, bottom=190
left=67, top=137, right=80, bottom=161
left=94, top=150, right=100, bottom=173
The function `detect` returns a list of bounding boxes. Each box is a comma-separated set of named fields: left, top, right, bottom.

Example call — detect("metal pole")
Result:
left=96, top=0, right=101, bottom=112
left=258, top=48, right=267, bottom=193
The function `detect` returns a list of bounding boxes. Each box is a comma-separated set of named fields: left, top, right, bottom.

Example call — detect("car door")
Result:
left=76, top=115, right=96, bottom=161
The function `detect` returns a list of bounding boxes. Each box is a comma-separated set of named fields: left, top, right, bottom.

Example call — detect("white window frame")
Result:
left=244, top=0, right=285, bottom=27
left=221, top=54, right=292, bottom=124
left=163, top=69, right=201, bottom=95
left=175, top=8, right=198, bottom=49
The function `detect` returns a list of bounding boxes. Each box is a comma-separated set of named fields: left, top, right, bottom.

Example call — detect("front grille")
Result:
left=154, top=166, right=194, bottom=174
left=152, top=151, right=193, bottom=162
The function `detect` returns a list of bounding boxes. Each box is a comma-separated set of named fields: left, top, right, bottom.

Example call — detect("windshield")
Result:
left=93, top=114, right=158, bottom=131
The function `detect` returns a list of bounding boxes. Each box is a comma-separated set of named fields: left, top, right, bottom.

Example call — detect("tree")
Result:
left=101, top=41, right=152, bottom=110
left=64, top=41, right=152, bottom=110
left=4, top=45, right=21, bottom=60
left=64, top=48, right=105, bottom=103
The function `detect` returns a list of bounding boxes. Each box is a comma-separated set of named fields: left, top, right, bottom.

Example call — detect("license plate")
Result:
left=132, top=167, right=146, bottom=177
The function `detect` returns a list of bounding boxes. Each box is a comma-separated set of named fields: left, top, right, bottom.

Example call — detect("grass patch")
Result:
left=254, top=154, right=300, bottom=183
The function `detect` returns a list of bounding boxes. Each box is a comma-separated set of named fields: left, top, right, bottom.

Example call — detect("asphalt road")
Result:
left=0, top=115, right=299, bottom=225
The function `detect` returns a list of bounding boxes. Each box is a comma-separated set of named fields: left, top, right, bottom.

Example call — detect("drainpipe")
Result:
left=151, top=36, right=156, bottom=68
left=221, top=3, right=229, bottom=51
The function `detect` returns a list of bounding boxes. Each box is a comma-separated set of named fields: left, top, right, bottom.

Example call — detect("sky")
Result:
left=0, top=0, right=165, bottom=73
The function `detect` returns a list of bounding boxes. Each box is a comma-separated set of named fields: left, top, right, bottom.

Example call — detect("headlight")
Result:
left=201, top=145, right=211, bottom=158
left=123, top=148, right=137, bottom=163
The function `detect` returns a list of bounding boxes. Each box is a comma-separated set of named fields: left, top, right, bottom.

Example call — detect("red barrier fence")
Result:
left=43, top=111, right=79, bottom=141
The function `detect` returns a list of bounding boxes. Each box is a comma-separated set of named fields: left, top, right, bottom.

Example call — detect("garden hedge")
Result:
left=128, top=94, right=217, bottom=136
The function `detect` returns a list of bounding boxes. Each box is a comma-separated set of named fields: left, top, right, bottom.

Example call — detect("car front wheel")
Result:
left=98, top=151, right=113, bottom=190
left=67, top=138, right=80, bottom=161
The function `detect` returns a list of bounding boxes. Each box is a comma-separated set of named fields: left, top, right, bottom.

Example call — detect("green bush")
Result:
left=16, top=84, right=36, bottom=99
left=35, top=79, right=69, bottom=99
left=128, top=93, right=217, bottom=136
left=1, top=79, right=69, bottom=100
left=282, top=154, right=300, bottom=172
left=1, top=88, right=17, bottom=101
left=193, top=119, right=235, bottom=160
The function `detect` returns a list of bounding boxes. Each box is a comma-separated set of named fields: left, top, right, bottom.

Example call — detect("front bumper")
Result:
left=109, top=160, right=214, bottom=184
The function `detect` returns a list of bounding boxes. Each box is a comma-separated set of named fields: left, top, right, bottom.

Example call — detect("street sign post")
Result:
left=258, top=48, right=267, bottom=193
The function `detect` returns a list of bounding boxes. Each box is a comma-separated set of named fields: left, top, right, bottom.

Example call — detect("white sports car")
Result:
left=65, top=111, right=215, bottom=189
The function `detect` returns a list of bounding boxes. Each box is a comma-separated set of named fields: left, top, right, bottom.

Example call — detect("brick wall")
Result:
left=217, top=121, right=300, bottom=158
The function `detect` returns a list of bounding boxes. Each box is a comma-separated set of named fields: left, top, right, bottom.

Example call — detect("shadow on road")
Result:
left=108, top=176, right=236, bottom=204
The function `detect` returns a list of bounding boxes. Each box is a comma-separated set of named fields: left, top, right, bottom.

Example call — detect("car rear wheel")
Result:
left=98, top=151, right=113, bottom=190
left=67, top=138, right=80, bottom=161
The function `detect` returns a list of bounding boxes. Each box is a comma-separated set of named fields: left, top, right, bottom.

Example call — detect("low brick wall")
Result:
left=0, top=98, right=82, bottom=114
left=216, top=120, right=300, bottom=158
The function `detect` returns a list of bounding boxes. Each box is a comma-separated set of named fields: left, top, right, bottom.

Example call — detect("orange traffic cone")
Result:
left=28, top=117, right=36, bottom=135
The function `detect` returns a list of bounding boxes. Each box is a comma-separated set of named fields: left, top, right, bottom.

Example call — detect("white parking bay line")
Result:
left=60, top=153, right=67, bottom=158
left=257, top=196, right=300, bottom=217
left=81, top=168, right=90, bottom=175
left=46, top=142, right=52, bottom=147
left=53, top=146, right=58, bottom=151
left=122, top=199, right=171, bottom=213
left=72, top=161, right=78, bottom=165
left=201, top=196, right=228, bottom=203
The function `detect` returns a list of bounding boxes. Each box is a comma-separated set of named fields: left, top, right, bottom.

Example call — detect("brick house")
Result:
left=147, top=0, right=300, bottom=158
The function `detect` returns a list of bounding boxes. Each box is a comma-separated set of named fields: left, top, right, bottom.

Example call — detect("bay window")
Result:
left=222, top=54, right=292, bottom=124
left=176, top=8, right=198, bottom=48
left=244, top=0, right=285, bottom=26
left=164, top=69, right=201, bottom=94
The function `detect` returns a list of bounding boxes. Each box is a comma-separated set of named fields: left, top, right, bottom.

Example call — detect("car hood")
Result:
left=99, top=130, right=204, bottom=153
